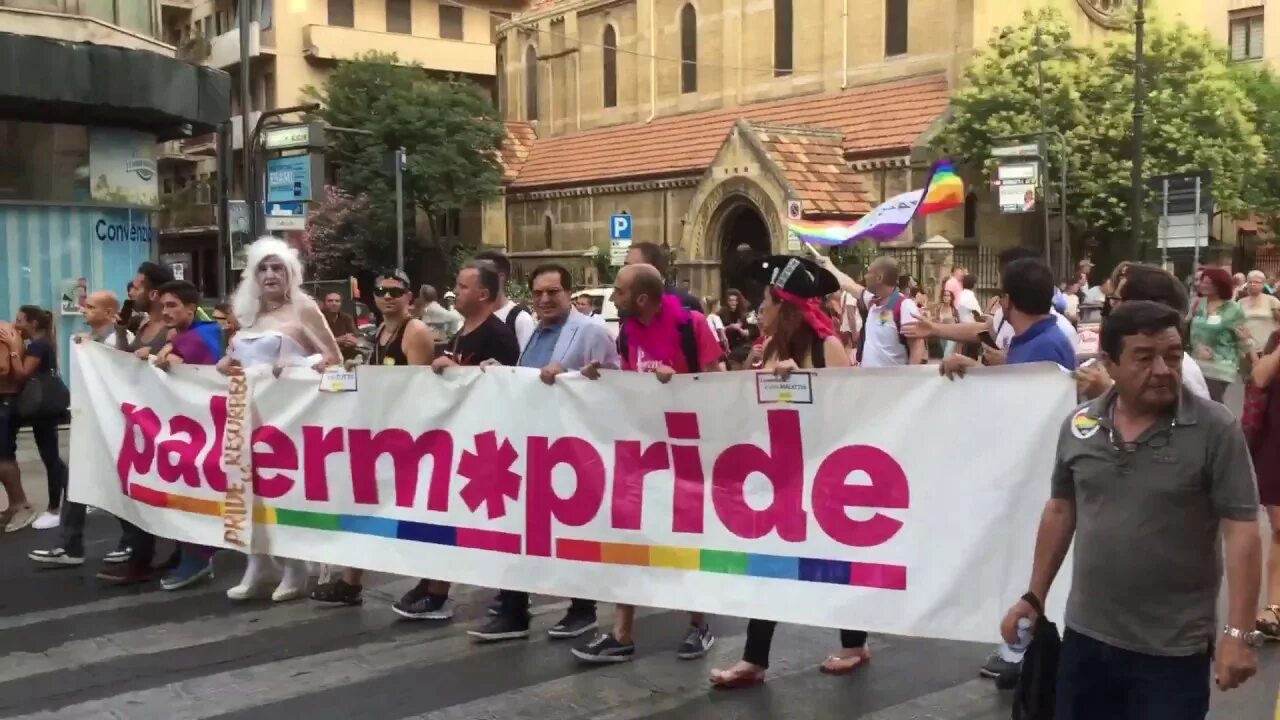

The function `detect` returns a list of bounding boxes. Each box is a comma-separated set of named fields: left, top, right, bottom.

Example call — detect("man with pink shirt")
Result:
left=572, top=263, right=724, bottom=664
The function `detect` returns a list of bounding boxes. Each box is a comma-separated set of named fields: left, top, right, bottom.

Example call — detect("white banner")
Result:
left=70, top=342, right=1077, bottom=643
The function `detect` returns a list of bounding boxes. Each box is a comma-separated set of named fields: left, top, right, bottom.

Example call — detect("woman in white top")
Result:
left=1240, top=270, right=1280, bottom=355
left=218, top=237, right=341, bottom=602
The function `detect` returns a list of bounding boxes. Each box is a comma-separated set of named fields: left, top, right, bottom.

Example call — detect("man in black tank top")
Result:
left=311, top=270, right=433, bottom=608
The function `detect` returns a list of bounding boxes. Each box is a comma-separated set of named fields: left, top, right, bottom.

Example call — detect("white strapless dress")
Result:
left=225, top=331, right=318, bottom=603
left=229, top=331, right=320, bottom=369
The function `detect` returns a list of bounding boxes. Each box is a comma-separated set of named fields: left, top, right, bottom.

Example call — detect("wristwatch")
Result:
left=1222, top=625, right=1265, bottom=648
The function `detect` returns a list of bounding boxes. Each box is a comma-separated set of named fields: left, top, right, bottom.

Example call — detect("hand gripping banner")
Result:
left=70, top=341, right=1077, bottom=643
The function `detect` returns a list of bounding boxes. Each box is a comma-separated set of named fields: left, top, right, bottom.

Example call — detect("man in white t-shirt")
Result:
left=474, top=249, right=536, bottom=351
left=808, top=251, right=925, bottom=366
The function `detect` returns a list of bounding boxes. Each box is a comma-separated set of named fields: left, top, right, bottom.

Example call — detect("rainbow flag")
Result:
left=788, top=160, right=964, bottom=247
left=918, top=160, right=965, bottom=216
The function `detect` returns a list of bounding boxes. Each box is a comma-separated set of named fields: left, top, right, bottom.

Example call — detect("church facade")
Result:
left=488, top=0, right=1222, bottom=296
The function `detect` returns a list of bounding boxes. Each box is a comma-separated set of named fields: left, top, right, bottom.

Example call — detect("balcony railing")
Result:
left=209, top=20, right=261, bottom=69
left=159, top=186, right=216, bottom=230
left=182, top=133, right=217, bottom=155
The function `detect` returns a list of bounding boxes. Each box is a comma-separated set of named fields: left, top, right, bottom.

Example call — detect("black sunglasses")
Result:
left=374, top=286, right=408, bottom=299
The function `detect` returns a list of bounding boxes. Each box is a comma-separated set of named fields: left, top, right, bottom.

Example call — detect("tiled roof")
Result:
left=499, top=121, right=537, bottom=182
left=509, top=74, right=950, bottom=190
left=747, top=122, right=872, bottom=217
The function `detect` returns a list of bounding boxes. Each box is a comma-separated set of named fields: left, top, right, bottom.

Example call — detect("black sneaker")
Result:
left=547, top=610, right=598, bottom=639
left=468, top=613, right=530, bottom=642
left=29, top=547, right=84, bottom=567
left=102, top=546, right=132, bottom=564
left=392, top=592, right=454, bottom=621
left=310, top=579, right=363, bottom=606
left=571, top=633, right=635, bottom=664
left=676, top=624, right=715, bottom=659
left=980, top=652, right=1021, bottom=679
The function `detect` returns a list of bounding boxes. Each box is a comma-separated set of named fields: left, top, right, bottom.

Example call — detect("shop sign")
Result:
left=263, top=125, right=313, bottom=150
left=89, top=128, right=159, bottom=207
left=95, top=214, right=153, bottom=243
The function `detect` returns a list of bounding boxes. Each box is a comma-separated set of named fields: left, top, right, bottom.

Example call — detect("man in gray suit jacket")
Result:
left=468, top=263, right=620, bottom=645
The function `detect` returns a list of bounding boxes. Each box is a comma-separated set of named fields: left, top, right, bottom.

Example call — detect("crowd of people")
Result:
left=0, top=234, right=1272, bottom=718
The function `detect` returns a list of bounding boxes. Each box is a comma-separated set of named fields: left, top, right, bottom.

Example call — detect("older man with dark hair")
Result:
left=1003, top=300, right=1261, bottom=719
left=473, top=262, right=621, bottom=643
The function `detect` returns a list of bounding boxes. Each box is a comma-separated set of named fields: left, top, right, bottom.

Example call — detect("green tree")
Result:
left=1233, top=65, right=1280, bottom=228
left=935, top=8, right=1266, bottom=262
left=303, top=52, right=505, bottom=275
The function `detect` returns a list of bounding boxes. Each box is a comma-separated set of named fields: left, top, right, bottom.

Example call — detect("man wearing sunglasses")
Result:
left=310, top=269, right=433, bottom=607
left=1002, top=300, right=1261, bottom=719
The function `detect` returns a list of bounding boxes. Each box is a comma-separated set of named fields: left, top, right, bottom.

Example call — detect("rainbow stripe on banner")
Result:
left=128, top=483, right=906, bottom=591
left=788, top=159, right=965, bottom=247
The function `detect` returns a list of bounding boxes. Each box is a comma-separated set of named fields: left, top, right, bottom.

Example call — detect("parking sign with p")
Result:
left=610, top=213, right=633, bottom=241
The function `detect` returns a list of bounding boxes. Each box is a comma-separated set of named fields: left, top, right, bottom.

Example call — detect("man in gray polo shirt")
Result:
left=1001, top=300, right=1262, bottom=719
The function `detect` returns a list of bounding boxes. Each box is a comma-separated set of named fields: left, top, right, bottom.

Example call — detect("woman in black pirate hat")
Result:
left=710, top=255, right=868, bottom=689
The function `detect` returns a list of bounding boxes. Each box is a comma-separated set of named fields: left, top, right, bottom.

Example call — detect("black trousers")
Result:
left=742, top=619, right=866, bottom=669
left=120, top=520, right=156, bottom=566
left=29, top=417, right=66, bottom=510
left=57, top=502, right=129, bottom=558
left=499, top=590, right=595, bottom=620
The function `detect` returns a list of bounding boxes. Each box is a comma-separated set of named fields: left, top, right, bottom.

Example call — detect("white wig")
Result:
left=231, top=236, right=308, bottom=328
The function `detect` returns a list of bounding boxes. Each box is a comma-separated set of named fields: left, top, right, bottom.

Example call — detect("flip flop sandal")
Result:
left=1256, top=605, right=1280, bottom=639
left=709, top=667, right=766, bottom=689
left=819, top=651, right=871, bottom=675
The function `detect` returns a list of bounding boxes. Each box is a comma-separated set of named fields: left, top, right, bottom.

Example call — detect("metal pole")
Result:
left=1130, top=0, right=1146, bottom=255
left=1160, top=179, right=1169, bottom=269
left=238, top=0, right=253, bottom=238
left=216, top=121, right=233, bottom=298
left=1035, top=26, right=1052, bottom=272
left=1059, top=137, right=1068, bottom=275
left=395, top=147, right=405, bottom=270
left=1193, top=177, right=1202, bottom=269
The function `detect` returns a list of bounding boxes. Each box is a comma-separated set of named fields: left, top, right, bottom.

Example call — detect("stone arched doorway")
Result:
left=717, top=204, right=772, bottom=307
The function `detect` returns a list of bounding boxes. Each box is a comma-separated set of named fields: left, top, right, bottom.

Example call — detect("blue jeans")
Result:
left=1056, top=629, right=1210, bottom=720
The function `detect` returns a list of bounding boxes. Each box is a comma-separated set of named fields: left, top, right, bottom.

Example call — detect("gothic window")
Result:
left=525, top=45, right=539, bottom=121
left=603, top=25, right=618, bottom=108
left=774, top=0, right=793, bottom=76
left=680, top=4, right=697, bottom=94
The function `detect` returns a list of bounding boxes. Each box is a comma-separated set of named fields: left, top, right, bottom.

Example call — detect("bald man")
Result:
left=572, top=262, right=724, bottom=665
left=30, top=289, right=134, bottom=566
left=80, top=290, right=131, bottom=346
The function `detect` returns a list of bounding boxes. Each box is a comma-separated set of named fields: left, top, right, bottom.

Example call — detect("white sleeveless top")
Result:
left=229, top=331, right=319, bottom=368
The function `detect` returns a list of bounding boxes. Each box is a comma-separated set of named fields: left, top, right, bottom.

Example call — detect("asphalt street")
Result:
left=1, top=386, right=1277, bottom=719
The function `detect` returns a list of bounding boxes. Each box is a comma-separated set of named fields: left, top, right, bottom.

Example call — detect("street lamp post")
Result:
left=1130, top=0, right=1147, bottom=254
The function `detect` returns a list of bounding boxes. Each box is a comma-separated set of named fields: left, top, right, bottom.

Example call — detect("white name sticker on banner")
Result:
left=69, top=342, right=1077, bottom=643
left=756, top=373, right=814, bottom=404
left=319, top=368, right=358, bottom=393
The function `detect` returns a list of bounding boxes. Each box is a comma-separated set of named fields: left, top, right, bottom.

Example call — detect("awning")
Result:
left=0, top=31, right=230, bottom=139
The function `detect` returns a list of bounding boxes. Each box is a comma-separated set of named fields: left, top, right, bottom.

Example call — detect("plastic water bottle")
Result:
left=1012, top=616, right=1034, bottom=653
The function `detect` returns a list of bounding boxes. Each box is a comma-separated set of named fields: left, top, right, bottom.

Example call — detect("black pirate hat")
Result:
left=750, top=255, right=840, bottom=299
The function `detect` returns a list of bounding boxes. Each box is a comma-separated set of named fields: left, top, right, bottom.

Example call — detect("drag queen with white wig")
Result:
left=218, top=236, right=341, bottom=602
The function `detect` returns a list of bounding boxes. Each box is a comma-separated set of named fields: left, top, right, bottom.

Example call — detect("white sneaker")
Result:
left=32, top=511, right=61, bottom=530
